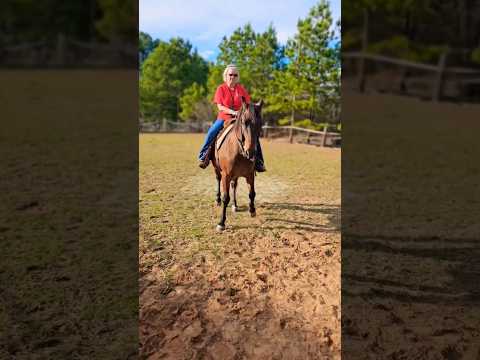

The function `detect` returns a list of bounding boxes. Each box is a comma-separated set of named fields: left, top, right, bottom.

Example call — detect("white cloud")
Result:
left=199, top=50, right=216, bottom=60
left=140, top=0, right=341, bottom=58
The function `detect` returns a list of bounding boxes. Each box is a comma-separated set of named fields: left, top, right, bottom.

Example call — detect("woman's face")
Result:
left=226, top=69, right=239, bottom=87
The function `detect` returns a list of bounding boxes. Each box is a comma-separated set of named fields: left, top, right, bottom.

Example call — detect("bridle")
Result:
left=234, top=103, right=256, bottom=161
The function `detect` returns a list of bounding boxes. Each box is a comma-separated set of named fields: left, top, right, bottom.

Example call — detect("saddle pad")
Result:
left=216, top=123, right=235, bottom=151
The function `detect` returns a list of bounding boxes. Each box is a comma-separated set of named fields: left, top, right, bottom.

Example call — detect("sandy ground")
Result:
left=139, top=134, right=341, bottom=359
left=342, top=90, right=480, bottom=359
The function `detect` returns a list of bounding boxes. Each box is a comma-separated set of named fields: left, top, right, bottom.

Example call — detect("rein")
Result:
left=234, top=104, right=256, bottom=160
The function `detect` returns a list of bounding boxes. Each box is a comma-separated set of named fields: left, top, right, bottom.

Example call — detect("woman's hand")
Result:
left=216, top=104, right=237, bottom=116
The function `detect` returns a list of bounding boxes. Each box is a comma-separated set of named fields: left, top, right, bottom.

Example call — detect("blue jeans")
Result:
left=198, top=119, right=265, bottom=165
left=198, top=119, right=224, bottom=161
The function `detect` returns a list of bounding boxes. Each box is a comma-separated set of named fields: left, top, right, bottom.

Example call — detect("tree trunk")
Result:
left=358, top=9, right=369, bottom=92
left=289, top=94, right=295, bottom=144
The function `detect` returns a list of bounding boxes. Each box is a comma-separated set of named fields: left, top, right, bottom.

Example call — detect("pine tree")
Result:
left=139, top=38, right=208, bottom=121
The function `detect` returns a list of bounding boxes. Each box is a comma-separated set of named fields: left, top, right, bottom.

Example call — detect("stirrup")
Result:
left=198, top=158, right=209, bottom=169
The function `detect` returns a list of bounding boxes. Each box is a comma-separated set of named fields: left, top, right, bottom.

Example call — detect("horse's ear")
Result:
left=256, top=99, right=264, bottom=108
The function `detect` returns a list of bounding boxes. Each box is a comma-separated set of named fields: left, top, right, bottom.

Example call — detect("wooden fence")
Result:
left=263, top=125, right=341, bottom=147
left=342, top=51, right=480, bottom=102
left=140, top=120, right=341, bottom=148
left=1, top=33, right=137, bottom=67
left=140, top=119, right=209, bottom=133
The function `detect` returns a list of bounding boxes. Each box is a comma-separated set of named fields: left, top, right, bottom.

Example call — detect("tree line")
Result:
left=0, top=0, right=137, bottom=44
left=139, top=0, right=341, bottom=131
left=343, top=0, right=480, bottom=65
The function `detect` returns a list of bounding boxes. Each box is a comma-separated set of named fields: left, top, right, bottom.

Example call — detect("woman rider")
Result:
left=198, top=64, right=266, bottom=172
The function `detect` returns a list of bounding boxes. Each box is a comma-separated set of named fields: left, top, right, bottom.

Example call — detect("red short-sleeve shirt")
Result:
left=213, top=83, right=251, bottom=121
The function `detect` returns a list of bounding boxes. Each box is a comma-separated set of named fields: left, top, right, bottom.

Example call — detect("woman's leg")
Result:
left=198, top=119, right=224, bottom=161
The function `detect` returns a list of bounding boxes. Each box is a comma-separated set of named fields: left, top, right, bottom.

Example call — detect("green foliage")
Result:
left=294, top=119, right=322, bottom=130
left=139, top=0, right=341, bottom=128
left=471, top=48, right=480, bottom=65
left=140, top=38, right=208, bottom=121
left=179, top=83, right=206, bottom=121
left=343, top=0, right=475, bottom=53
left=139, top=31, right=160, bottom=65
left=96, top=0, right=137, bottom=41
left=368, top=35, right=448, bottom=63
left=266, top=0, right=340, bottom=125
left=217, top=23, right=283, bottom=100
left=0, top=1, right=100, bottom=43
left=206, top=64, right=224, bottom=101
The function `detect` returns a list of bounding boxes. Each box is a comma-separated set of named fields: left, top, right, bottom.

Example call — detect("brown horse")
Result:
left=211, top=100, right=263, bottom=231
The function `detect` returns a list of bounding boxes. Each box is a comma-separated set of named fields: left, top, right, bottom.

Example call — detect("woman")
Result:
left=198, top=64, right=266, bottom=172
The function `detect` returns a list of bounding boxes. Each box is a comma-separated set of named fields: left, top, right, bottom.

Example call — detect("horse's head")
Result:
left=236, top=99, right=263, bottom=161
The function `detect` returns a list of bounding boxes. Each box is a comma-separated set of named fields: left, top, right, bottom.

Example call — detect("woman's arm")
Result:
left=217, top=104, right=237, bottom=115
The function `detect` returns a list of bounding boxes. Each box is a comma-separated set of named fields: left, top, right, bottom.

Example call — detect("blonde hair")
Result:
left=223, top=64, right=240, bottom=82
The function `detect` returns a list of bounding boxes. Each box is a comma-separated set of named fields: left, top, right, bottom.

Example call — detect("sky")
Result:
left=139, top=0, right=341, bottom=61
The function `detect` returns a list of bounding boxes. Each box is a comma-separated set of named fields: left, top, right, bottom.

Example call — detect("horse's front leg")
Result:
left=215, top=170, right=221, bottom=206
left=246, top=174, right=256, bottom=217
left=231, top=178, right=238, bottom=212
left=217, top=174, right=231, bottom=231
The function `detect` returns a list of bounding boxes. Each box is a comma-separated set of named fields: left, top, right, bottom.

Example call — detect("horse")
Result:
left=210, top=100, right=263, bottom=231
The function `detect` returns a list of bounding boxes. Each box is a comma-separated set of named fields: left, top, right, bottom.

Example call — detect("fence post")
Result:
left=433, top=51, right=448, bottom=102
left=162, top=118, right=168, bottom=132
left=55, top=33, right=66, bottom=66
left=357, top=9, right=369, bottom=92
left=399, top=66, right=408, bottom=93
left=321, top=124, right=328, bottom=147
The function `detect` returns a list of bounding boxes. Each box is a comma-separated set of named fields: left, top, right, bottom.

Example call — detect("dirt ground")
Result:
left=139, top=134, right=341, bottom=359
left=0, top=71, right=138, bottom=359
left=342, top=91, right=480, bottom=359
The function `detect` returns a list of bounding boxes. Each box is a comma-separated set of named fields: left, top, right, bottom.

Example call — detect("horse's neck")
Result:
left=223, top=121, right=241, bottom=153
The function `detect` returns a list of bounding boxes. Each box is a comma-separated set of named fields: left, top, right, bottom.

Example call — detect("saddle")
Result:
left=215, top=119, right=236, bottom=151
left=206, top=118, right=236, bottom=162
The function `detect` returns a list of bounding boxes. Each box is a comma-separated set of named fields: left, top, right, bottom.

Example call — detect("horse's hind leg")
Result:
left=231, top=178, right=238, bottom=212
left=246, top=174, right=256, bottom=217
left=217, top=174, right=231, bottom=231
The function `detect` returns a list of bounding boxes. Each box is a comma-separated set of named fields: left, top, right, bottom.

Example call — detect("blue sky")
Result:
left=139, top=0, right=341, bottom=61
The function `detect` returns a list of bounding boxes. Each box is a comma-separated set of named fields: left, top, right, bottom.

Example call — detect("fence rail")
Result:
left=140, top=121, right=341, bottom=147
left=263, top=125, right=341, bottom=147
left=342, top=51, right=480, bottom=102
left=1, top=34, right=136, bottom=67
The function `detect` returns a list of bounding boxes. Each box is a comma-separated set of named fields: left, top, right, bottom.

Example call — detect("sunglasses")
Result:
left=228, top=74, right=238, bottom=77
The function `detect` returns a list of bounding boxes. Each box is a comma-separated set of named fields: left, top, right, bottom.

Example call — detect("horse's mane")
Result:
left=234, top=101, right=262, bottom=139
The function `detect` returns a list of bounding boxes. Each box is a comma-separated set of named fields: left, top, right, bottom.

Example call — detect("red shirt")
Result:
left=213, top=83, right=251, bottom=121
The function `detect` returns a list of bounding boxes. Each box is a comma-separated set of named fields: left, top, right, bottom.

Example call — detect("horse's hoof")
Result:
left=216, top=224, right=225, bottom=232
left=231, top=205, right=238, bottom=213
left=216, top=201, right=222, bottom=207
left=250, top=211, right=256, bottom=217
